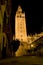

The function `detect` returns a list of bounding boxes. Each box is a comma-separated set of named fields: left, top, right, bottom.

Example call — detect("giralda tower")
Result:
left=15, top=6, right=27, bottom=42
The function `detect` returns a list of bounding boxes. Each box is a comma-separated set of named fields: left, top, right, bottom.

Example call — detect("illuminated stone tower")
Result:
left=15, top=6, right=27, bottom=42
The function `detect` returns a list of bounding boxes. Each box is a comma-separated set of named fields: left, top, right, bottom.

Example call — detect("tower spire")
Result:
left=18, top=5, right=22, bottom=12
left=16, top=5, right=22, bottom=14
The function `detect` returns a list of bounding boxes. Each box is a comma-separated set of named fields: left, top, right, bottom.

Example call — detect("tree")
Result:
left=10, top=39, right=20, bottom=56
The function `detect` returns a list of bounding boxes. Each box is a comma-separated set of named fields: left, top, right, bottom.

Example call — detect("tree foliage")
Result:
left=10, top=39, right=20, bottom=52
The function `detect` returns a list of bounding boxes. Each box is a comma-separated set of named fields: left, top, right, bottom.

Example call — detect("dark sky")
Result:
left=11, top=0, right=43, bottom=35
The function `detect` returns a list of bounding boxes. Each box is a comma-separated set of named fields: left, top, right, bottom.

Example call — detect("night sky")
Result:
left=11, top=0, right=43, bottom=35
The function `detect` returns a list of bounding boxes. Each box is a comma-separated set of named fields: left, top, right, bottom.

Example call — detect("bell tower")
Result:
left=15, top=6, right=27, bottom=42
